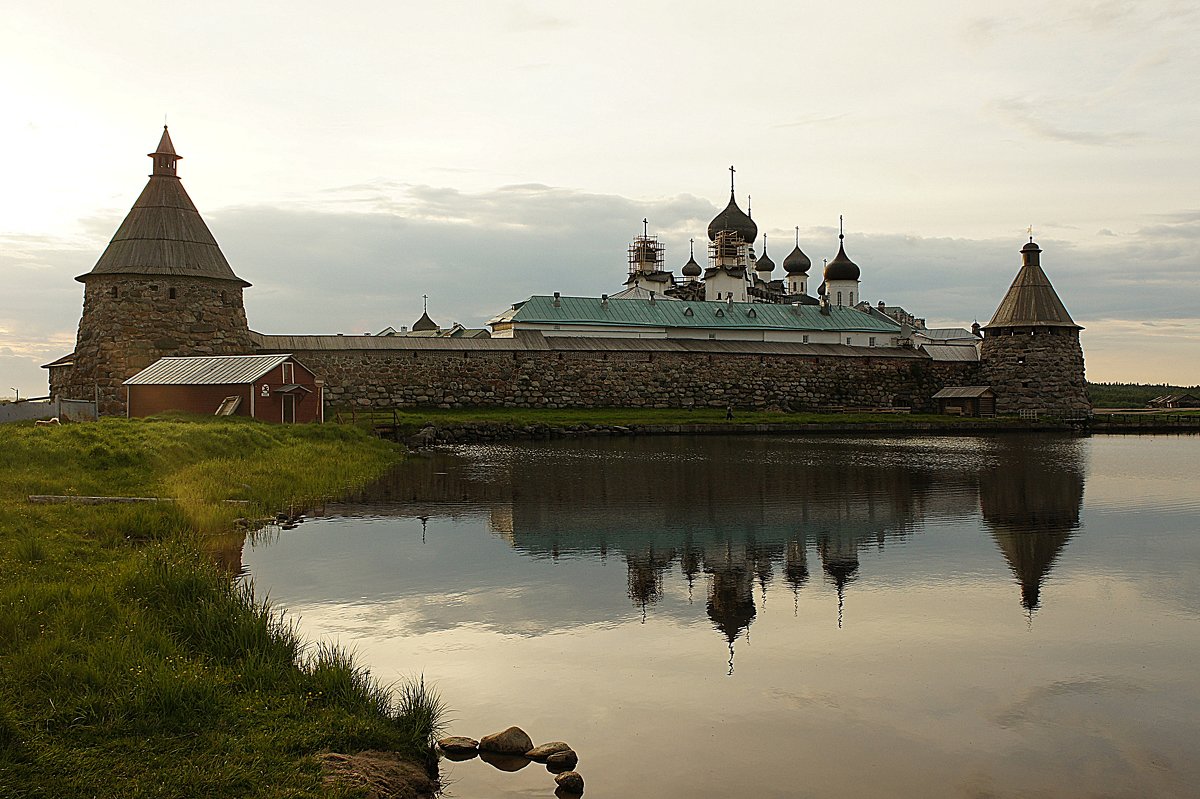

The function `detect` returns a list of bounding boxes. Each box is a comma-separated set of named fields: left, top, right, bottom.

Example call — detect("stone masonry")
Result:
left=52, top=275, right=253, bottom=415
left=277, top=346, right=979, bottom=411
left=980, top=330, right=1089, bottom=415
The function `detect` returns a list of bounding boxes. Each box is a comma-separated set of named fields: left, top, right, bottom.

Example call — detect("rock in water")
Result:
left=546, top=749, right=579, bottom=770
left=526, top=741, right=572, bottom=761
left=555, top=771, right=585, bottom=794
left=437, top=736, right=479, bottom=755
left=478, top=726, right=534, bottom=755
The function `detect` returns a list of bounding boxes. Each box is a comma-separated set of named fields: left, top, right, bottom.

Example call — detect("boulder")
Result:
left=437, top=736, right=478, bottom=755
left=546, top=749, right=579, bottom=770
left=526, top=741, right=572, bottom=762
left=555, top=771, right=585, bottom=794
left=478, top=726, right=534, bottom=755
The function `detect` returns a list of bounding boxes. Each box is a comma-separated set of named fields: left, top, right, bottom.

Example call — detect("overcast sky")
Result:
left=2, top=1, right=1198, bottom=397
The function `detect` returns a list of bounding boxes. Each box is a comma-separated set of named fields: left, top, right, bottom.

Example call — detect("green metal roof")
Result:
left=509, top=295, right=902, bottom=333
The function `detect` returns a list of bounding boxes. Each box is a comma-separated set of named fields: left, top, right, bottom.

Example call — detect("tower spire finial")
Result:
left=747, top=194, right=752, bottom=218
left=729, top=164, right=736, bottom=196
left=839, top=214, right=844, bottom=242
left=795, top=225, right=800, bottom=247
left=763, top=233, right=767, bottom=254
left=422, top=294, right=428, bottom=313
left=643, top=217, right=648, bottom=238
left=689, top=237, right=695, bottom=258
left=1027, top=224, right=1034, bottom=243
left=149, top=125, right=180, bottom=177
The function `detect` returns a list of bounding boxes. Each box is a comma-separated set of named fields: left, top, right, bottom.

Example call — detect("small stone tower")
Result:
left=50, top=127, right=254, bottom=415
left=979, top=239, right=1089, bottom=415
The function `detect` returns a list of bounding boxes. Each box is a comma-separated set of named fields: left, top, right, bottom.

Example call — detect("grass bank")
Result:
left=0, top=417, right=442, bottom=799
left=339, top=406, right=1025, bottom=439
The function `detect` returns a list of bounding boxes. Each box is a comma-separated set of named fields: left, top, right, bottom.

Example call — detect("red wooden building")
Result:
left=123, top=354, right=323, bottom=423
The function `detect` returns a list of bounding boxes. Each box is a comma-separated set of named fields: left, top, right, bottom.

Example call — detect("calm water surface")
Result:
left=242, top=434, right=1200, bottom=798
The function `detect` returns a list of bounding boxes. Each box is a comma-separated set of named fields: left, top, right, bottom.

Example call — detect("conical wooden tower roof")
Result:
left=77, top=127, right=250, bottom=287
left=983, top=240, right=1076, bottom=331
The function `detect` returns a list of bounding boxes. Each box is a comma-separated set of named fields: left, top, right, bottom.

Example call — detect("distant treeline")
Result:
left=1088, top=382, right=1199, bottom=408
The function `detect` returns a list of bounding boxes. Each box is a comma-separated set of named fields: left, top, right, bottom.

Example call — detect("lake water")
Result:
left=241, top=434, right=1200, bottom=798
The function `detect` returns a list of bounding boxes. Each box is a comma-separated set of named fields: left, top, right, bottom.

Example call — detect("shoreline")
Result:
left=389, top=415, right=1199, bottom=447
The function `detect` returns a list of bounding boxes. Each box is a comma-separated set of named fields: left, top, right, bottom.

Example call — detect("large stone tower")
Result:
left=49, top=127, right=254, bottom=415
left=979, top=239, right=1089, bottom=415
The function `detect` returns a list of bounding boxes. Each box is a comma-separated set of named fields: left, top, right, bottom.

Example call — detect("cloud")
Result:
left=989, top=97, right=1142, bottom=146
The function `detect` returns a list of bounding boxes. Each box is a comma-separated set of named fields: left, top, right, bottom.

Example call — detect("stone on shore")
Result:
left=526, top=741, right=572, bottom=761
left=555, top=770, right=585, bottom=794
left=437, top=736, right=478, bottom=755
left=478, top=726, right=534, bottom=755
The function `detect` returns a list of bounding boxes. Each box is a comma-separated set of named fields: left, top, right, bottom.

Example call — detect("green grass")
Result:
left=0, top=416, right=442, bottom=798
left=337, top=406, right=1020, bottom=437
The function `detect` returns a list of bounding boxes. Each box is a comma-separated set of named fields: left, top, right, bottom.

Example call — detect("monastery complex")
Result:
left=45, top=128, right=1090, bottom=419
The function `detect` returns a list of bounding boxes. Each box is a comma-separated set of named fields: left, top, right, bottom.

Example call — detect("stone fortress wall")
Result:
left=257, top=341, right=980, bottom=412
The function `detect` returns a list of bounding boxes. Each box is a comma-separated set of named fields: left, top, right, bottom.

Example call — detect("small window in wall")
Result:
left=149, top=284, right=158, bottom=292
left=802, top=335, right=809, bottom=344
left=1017, top=356, right=1026, bottom=365
left=169, top=287, right=176, bottom=299
left=869, top=336, right=876, bottom=347
left=846, top=337, right=852, bottom=345
left=111, top=286, right=118, bottom=298
left=837, top=291, right=843, bottom=305
left=282, top=362, right=294, bottom=383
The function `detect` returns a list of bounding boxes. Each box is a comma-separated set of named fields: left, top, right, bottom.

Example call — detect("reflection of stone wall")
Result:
left=52, top=275, right=253, bottom=415
left=280, top=347, right=977, bottom=412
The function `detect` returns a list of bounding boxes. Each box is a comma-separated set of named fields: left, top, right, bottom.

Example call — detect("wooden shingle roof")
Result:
left=77, top=129, right=250, bottom=287
left=983, top=241, right=1078, bottom=331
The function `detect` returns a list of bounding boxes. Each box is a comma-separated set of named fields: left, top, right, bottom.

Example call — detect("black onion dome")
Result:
left=707, top=193, right=758, bottom=243
left=681, top=255, right=702, bottom=277
left=755, top=249, right=775, bottom=272
left=783, top=244, right=811, bottom=274
left=824, top=242, right=860, bottom=281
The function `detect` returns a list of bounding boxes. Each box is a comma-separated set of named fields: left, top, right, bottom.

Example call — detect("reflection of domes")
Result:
left=824, top=241, right=860, bottom=281
left=783, top=245, right=811, bottom=274
left=708, top=194, right=758, bottom=244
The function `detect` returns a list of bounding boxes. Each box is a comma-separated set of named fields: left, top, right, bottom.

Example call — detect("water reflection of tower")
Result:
left=785, top=538, right=810, bottom=615
left=704, top=542, right=757, bottom=675
left=818, top=534, right=860, bottom=628
left=627, top=544, right=677, bottom=621
left=980, top=438, right=1085, bottom=614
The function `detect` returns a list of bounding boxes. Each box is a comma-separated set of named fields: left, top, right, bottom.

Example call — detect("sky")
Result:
left=2, top=0, right=1199, bottom=398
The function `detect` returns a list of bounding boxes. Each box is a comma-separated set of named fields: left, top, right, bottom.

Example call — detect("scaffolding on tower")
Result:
left=628, top=232, right=665, bottom=276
